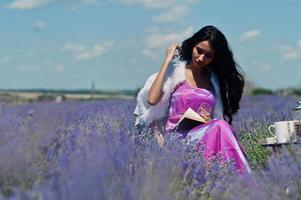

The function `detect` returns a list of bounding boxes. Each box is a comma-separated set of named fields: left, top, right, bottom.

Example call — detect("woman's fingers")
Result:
left=154, top=130, right=164, bottom=148
left=170, top=43, right=180, bottom=59
left=170, top=42, right=179, bottom=49
left=170, top=42, right=178, bottom=49
left=200, top=107, right=211, bottom=122
left=165, top=43, right=179, bottom=62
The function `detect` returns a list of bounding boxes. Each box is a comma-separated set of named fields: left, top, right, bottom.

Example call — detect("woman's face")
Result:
left=190, top=40, right=215, bottom=69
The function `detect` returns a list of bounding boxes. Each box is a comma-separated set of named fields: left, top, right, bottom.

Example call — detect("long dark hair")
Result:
left=179, top=25, right=245, bottom=124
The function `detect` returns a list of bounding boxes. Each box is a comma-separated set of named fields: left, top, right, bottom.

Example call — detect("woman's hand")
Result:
left=150, top=120, right=165, bottom=148
left=154, top=130, right=164, bottom=148
left=165, top=42, right=181, bottom=63
left=199, top=107, right=211, bottom=122
left=148, top=43, right=180, bottom=105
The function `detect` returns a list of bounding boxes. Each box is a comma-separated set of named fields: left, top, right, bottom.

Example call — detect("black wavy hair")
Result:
left=179, top=25, right=245, bottom=124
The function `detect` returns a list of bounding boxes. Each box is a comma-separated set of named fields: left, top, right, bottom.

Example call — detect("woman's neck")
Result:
left=186, top=63, right=209, bottom=77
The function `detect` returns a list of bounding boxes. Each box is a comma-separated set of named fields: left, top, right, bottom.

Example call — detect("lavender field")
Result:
left=0, top=95, right=301, bottom=200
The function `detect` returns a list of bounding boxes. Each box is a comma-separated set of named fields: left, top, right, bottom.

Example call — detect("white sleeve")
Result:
left=133, top=58, right=182, bottom=126
left=134, top=72, right=158, bottom=125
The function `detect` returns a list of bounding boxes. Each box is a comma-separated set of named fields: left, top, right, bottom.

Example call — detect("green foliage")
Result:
left=251, top=88, right=274, bottom=96
left=292, top=88, right=301, bottom=96
left=0, top=173, right=34, bottom=197
left=238, top=128, right=270, bottom=170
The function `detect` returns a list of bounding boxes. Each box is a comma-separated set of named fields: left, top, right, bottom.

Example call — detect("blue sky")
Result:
left=1, top=0, right=301, bottom=90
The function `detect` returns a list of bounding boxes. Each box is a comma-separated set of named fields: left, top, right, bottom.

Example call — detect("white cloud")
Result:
left=271, top=45, right=293, bottom=52
left=144, top=26, right=160, bottom=33
left=62, top=41, right=114, bottom=61
left=297, top=39, right=301, bottom=48
left=283, top=51, right=298, bottom=60
left=120, top=0, right=178, bottom=9
left=6, top=0, right=99, bottom=10
left=6, top=0, right=55, bottom=10
left=67, top=0, right=99, bottom=11
left=24, top=51, right=36, bottom=58
left=272, top=39, right=301, bottom=60
left=55, top=64, right=65, bottom=72
left=120, top=0, right=198, bottom=22
left=62, top=43, right=86, bottom=52
left=129, top=58, right=139, bottom=64
left=93, top=43, right=107, bottom=56
left=17, top=64, right=41, bottom=72
left=120, top=0, right=198, bottom=9
left=81, top=0, right=98, bottom=4
left=145, top=26, right=193, bottom=49
left=261, top=64, right=272, bottom=72
left=240, top=30, right=261, bottom=42
left=76, top=52, right=92, bottom=61
left=142, top=26, right=193, bottom=59
left=34, top=20, right=46, bottom=31
left=1, top=54, right=12, bottom=63
left=248, top=62, right=272, bottom=74
left=141, top=49, right=159, bottom=59
left=151, top=5, right=189, bottom=23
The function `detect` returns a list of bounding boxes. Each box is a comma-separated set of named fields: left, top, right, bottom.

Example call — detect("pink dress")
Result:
left=165, top=80, right=251, bottom=173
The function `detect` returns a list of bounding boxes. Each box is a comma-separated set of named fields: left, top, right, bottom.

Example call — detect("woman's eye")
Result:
left=196, top=47, right=214, bottom=59
left=196, top=47, right=203, bottom=54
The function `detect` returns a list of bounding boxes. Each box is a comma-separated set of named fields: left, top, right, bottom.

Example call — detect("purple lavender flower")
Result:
left=1, top=95, right=301, bottom=199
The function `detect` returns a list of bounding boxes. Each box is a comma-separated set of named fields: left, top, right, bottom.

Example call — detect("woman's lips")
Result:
left=195, top=59, right=204, bottom=66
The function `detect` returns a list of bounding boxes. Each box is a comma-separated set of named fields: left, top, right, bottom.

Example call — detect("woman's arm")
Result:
left=147, top=43, right=180, bottom=105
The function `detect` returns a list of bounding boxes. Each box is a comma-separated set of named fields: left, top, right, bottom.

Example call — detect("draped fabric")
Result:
left=165, top=80, right=251, bottom=173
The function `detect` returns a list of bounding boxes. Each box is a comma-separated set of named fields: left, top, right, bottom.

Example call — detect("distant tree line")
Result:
left=0, top=88, right=139, bottom=96
left=1, top=86, right=300, bottom=98
left=250, top=87, right=301, bottom=96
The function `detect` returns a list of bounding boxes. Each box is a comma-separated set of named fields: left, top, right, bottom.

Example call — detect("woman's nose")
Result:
left=197, top=54, right=205, bottom=62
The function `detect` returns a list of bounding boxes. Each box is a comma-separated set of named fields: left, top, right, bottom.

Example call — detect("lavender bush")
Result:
left=0, top=95, right=300, bottom=199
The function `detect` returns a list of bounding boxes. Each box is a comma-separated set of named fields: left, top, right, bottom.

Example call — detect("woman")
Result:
left=134, top=25, right=251, bottom=173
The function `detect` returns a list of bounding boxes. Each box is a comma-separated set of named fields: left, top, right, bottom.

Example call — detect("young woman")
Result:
left=134, top=25, right=251, bottom=173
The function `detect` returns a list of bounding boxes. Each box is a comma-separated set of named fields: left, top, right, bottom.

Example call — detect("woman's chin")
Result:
left=195, top=63, right=206, bottom=69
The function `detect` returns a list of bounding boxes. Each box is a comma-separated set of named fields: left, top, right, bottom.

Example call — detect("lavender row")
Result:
left=0, top=95, right=300, bottom=199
